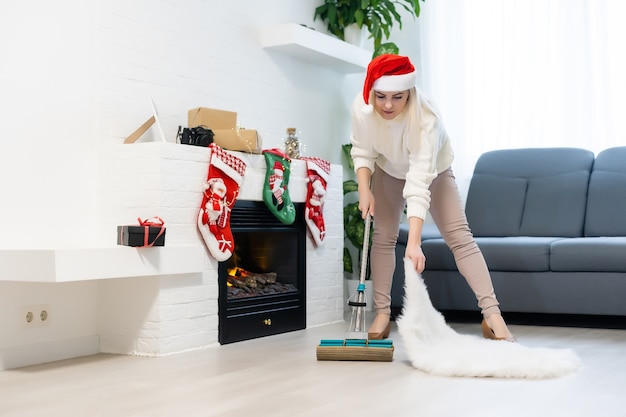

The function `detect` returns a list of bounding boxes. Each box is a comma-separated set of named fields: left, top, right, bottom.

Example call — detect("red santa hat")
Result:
left=273, top=161, right=283, bottom=174
left=361, top=54, right=416, bottom=113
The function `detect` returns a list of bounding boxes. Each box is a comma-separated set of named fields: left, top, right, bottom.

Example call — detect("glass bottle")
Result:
left=284, top=127, right=300, bottom=159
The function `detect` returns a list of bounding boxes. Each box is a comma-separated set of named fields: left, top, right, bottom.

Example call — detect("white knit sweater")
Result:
left=350, top=88, right=455, bottom=220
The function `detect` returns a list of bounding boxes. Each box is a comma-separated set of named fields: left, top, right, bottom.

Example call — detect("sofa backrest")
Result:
left=584, top=146, right=626, bottom=237
left=465, top=147, right=594, bottom=237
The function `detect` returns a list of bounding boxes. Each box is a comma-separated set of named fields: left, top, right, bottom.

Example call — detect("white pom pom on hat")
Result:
left=361, top=54, right=417, bottom=114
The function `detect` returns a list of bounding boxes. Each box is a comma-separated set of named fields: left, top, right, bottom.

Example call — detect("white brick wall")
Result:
left=98, top=143, right=343, bottom=356
left=0, top=0, right=354, bottom=369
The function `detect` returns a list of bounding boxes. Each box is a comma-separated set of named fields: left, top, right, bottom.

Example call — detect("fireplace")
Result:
left=218, top=200, right=306, bottom=344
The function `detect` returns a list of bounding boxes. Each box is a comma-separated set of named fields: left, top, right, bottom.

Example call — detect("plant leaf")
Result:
left=346, top=215, right=366, bottom=249
left=343, top=247, right=353, bottom=273
left=343, top=179, right=359, bottom=195
left=341, top=143, right=354, bottom=170
left=373, top=42, right=399, bottom=58
left=355, top=9, right=365, bottom=27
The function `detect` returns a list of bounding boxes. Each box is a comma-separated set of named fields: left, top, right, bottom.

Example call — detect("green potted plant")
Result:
left=314, top=0, right=425, bottom=57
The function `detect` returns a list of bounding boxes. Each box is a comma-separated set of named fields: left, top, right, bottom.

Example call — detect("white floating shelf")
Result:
left=0, top=246, right=205, bottom=283
left=260, top=23, right=370, bottom=73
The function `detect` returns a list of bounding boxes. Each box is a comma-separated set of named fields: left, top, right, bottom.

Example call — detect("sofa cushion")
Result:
left=462, top=176, right=527, bottom=237
left=465, top=148, right=594, bottom=238
left=584, top=146, right=626, bottom=237
left=550, top=237, right=626, bottom=272
left=422, top=237, right=561, bottom=272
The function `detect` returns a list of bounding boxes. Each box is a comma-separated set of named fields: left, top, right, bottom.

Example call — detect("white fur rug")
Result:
left=395, top=259, right=582, bottom=378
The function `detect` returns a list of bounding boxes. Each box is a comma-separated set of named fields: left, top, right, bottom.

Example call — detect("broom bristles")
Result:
left=316, top=345, right=394, bottom=362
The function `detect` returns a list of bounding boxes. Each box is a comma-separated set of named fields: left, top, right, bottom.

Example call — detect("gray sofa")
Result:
left=391, top=146, right=626, bottom=318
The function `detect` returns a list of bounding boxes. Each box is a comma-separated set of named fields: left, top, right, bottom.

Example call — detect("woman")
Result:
left=350, top=54, right=516, bottom=342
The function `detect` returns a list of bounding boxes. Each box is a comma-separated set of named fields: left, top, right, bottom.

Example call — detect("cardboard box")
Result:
left=188, top=107, right=236, bottom=130
left=212, top=128, right=260, bottom=153
left=188, top=107, right=261, bottom=153
left=117, top=225, right=166, bottom=247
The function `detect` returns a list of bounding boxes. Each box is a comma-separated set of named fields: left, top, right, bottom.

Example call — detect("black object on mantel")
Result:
left=117, top=219, right=166, bottom=247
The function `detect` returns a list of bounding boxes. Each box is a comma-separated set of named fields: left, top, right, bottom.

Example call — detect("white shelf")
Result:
left=260, top=23, right=370, bottom=73
left=0, top=246, right=205, bottom=283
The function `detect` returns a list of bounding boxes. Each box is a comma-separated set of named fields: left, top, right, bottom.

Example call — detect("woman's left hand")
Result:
left=405, top=244, right=426, bottom=274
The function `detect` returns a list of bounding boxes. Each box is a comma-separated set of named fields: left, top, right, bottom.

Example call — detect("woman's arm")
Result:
left=405, top=216, right=427, bottom=273
left=356, top=167, right=374, bottom=219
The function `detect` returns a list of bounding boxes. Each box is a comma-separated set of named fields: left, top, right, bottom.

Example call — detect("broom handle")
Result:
left=359, top=214, right=372, bottom=286
left=354, top=214, right=371, bottom=333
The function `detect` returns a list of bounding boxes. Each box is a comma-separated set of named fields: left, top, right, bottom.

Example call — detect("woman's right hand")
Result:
left=405, top=243, right=426, bottom=273
left=358, top=189, right=375, bottom=219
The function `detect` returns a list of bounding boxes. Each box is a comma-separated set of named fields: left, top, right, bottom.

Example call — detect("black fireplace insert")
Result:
left=218, top=200, right=306, bottom=344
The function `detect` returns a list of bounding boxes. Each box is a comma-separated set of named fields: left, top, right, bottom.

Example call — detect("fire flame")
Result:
left=226, top=266, right=248, bottom=287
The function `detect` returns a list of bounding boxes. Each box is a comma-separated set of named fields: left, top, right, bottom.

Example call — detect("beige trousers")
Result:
left=370, top=167, right=501, bottom=318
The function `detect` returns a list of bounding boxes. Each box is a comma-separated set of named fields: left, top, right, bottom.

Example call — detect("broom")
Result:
left=316, top=215, right=394, bottom=362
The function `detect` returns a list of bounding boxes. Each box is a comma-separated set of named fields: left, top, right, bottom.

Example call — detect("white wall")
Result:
left=0, top=0, right=379, bottom=248
left=1, top=0, right=396, bottom=369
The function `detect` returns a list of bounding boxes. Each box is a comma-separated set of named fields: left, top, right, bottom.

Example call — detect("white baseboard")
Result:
left=0, top=335, right=100, bottom=371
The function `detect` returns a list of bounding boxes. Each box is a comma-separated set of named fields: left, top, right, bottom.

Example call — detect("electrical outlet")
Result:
left=21, top=304, right=50, bottom=328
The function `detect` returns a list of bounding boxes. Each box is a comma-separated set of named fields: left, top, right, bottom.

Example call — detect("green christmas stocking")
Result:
left=262, top=148, right=296, bottom=225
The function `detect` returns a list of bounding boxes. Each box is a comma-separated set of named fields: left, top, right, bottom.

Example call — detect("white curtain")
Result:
left=418, top=0, right=626, bottom=194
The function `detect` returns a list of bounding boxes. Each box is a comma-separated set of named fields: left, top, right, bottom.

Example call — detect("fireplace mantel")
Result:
left=0, top=143, right=336, bottom=284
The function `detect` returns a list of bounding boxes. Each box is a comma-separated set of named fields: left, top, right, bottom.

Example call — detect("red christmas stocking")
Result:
left=197, top=143, right=247, bottom=261
left=301, top=156, right=331, bottom=246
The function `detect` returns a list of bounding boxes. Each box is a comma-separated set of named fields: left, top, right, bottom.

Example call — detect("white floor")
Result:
left=1, top=314, right=626, bottom=417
